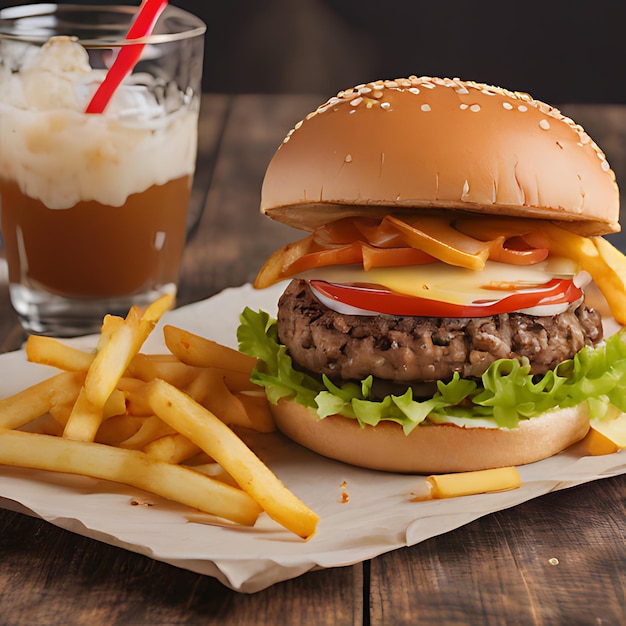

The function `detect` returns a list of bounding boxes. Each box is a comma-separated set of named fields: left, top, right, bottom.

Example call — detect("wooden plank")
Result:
left=0, top=509, right=362, bottom=625
left=368, top=474, right=626, bottom=625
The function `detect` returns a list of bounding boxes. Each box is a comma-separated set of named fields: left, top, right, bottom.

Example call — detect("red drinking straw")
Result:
left=85, top=0, right=168, bottom=114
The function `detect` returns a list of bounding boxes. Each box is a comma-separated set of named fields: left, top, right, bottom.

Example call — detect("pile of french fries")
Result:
left=0, top=294, right=319, bottom=540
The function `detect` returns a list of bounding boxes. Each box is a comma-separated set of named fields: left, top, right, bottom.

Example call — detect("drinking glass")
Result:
left=0, top=3, right=206, bottom=336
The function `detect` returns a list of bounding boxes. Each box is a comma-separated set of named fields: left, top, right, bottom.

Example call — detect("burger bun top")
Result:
left=261, top=76, right=619, bottom=236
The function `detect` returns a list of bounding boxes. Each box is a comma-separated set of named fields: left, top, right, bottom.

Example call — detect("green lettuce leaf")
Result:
left=237, top=308, right=626, bottom=432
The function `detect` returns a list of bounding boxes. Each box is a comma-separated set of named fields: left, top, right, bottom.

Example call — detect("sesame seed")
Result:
left=409, top=87, right=420, bottom=95
left=351, top=97, right=363, bottom=107
left=460, top=103, right=469, bottom=110
left=294, top=120, right=303, bottom=129
left=518, top=105, right=528, bottom=112
left=470, top=104, right=481, bottom=112
left=539, top=119, right=550, bottom=130
left=601, top=161, right=610, bottom=171
left=455, top=87, right=469, bottom=95
left=345, top=154, right=353, bottom=163
left=373, top=91, right=383, bottom=99
left=381, top=102, right=391, bottom=109
left=422, top=82, right=436, bottom=89
left=421, top=104, right=431, bottom=112
left=502, top=102, right=513, bottom=110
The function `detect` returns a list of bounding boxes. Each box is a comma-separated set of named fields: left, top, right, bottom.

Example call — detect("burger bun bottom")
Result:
left=270, top=399, right=590, bottom=474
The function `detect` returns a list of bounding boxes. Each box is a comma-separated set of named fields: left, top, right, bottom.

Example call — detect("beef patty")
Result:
left=277, top=279, right=603, bottom=385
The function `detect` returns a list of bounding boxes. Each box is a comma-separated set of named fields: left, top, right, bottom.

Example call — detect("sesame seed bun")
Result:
left=270, top=398, right=590, bottom=474
left=261, top=76, right=619, bottom=236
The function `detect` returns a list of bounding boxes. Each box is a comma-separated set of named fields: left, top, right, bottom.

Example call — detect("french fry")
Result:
left=127, top=354, right=200, bottom=388
left=81, top=299, right=170, bottom=430
left=118, top=416, right=176, bottom=450
left=236, top=391, right=276, bottom=433
left=411, top=467, right=522, bottom=501
left=84, top=306, right=145, bottom=410
left=147, top=379, right=319, bottom=539
left=25, top=335, right=94, bottom=371
left=141, top=292, right=175, bottom=323
left=207, top=367, right=260, bottom=393
left=97, top=314, right=125, bottom=350
left=63, top=387, right=104, bottom=441
left=0, top=371, right=84, bottom=429
left=143, top=432, right=201, bottom=464
left=163, top=325, right=257, bottom=373
left=117, top=378, right=153, bottom=416
left=185, top=368, right=253, bottom=430
left=0, top=428, right=261, bottom=526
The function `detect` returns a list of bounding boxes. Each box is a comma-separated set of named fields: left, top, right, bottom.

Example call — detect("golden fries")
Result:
left=26, top=335, right=94, bottom=371
left=410, top=467, right=522, bottom=501
left=0, top=428, right=261, bottom=526
left=0, top=371, right=84, bottom=429
left=164, top=324, right=257, bottom=372
left=147, top=379, right=319, bottom=540
left=0, top=296, right=319, bottom=539
left=143, top=432, right=201, bottom=464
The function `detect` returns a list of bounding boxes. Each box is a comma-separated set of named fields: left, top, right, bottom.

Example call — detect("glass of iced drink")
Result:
left=0, top=4, right=206, bottom=336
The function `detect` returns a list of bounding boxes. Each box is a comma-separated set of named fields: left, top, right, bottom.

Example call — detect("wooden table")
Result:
left=0, top=94, right=625, bottom=625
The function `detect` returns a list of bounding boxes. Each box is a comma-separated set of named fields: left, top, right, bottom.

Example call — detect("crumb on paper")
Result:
left=130, top=497, right=155, bottom=507
left=548, top=557, right=559, bottom=566
left=339, top=480, right=349, bottom=504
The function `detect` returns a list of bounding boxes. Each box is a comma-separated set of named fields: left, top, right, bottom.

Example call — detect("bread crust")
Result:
left=271, top=398, right=590, bottom=474
left=261, top=77, right=619, bottom=236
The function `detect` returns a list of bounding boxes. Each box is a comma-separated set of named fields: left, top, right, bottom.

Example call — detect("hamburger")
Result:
left=238, top=75, right=626, bottom=473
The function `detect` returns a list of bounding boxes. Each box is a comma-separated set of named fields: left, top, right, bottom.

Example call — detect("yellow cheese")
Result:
left=298, top=258, right=578, bottom=305
left=590, top=408, right=626, bottom=448
left=582, top=428, right=620, bottom=456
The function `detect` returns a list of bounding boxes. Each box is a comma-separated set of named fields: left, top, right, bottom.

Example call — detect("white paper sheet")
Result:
left=0, top=283, right=624, bottom=593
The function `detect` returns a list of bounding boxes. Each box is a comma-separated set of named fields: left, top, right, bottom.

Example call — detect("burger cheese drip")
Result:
left=254, top=214, right=623, bottom=321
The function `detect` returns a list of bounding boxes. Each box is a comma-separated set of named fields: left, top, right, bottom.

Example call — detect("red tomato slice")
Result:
left=309, top=279, right=583, bottom=317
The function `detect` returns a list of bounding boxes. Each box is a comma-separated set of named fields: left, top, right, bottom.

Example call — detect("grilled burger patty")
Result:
left=277, top=279, right=604, bottom=385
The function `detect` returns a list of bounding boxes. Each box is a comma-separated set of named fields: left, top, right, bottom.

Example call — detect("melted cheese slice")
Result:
left=297, top=258, right=578, bottom=305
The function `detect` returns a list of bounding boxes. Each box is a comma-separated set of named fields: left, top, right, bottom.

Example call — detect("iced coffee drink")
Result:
left=0, top=5, right=205, bottom=336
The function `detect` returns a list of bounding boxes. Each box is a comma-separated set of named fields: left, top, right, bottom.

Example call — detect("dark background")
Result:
left=1, top=0, right=625, bottom=104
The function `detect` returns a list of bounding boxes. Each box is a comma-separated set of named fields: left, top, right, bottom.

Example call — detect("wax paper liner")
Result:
left=0, top=283, right=623, bottom=593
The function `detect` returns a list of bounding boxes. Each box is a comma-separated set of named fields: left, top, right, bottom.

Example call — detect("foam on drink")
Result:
left=0, top=37, right=198, bottom=209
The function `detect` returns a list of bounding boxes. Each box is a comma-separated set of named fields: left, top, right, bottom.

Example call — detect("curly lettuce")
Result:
left=237, top=308, right=626, bottom=435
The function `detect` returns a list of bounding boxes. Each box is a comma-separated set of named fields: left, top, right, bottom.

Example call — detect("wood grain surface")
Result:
left=0, top=95, right=624, bottom=625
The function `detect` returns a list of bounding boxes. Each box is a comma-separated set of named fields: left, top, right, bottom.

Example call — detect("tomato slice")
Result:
left=309, top=279, right=583, bottom=317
